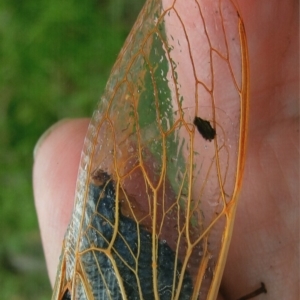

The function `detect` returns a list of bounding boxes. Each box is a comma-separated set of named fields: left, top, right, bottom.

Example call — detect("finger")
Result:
left=221, top=0, right=299, bottom=299
left=33, top=118, right=90, bottom=287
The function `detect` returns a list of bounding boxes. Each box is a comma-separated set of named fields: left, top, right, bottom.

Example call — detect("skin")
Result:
left=33, top=0, right=299, bottom=299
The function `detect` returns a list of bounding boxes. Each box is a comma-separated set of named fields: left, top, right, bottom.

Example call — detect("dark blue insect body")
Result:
left=80, top=170, right=193, bottom=299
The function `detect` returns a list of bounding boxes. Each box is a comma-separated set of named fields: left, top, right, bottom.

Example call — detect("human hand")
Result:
left=33, top=0, right=298, bottom=299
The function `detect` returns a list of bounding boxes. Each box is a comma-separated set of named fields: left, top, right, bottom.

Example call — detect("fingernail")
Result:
left=33, top=119, right=70, bottom=160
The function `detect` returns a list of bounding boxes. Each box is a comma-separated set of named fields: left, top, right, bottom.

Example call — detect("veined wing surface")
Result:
left=52, top=0, right=249, bottom=299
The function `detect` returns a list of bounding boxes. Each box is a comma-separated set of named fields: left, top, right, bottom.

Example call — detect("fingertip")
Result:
left=33, top=119, right=71, bottom=161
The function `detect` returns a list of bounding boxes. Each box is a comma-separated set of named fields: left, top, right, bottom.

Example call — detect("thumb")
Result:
left=33, top=118, right=89, bottom=286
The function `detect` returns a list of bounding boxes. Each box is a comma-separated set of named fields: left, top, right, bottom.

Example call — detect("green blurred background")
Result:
left=0, top=0, right=144, bottom=298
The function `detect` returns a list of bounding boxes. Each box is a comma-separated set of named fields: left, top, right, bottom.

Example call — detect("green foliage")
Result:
left=0, top=0, right=144, bottom=298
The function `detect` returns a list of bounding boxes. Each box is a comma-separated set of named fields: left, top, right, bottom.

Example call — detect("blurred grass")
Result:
left=0, top=0, right=144, bottom=298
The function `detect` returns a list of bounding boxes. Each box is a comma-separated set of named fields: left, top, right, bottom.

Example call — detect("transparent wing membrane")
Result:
left=52, top=0, right=249, bottom=299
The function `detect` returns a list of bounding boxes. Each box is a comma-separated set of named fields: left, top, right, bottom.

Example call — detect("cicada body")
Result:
left=52, top=0, right=249, bottom=299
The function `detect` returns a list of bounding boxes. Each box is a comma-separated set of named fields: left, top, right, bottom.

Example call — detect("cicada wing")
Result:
left=52, top=0, right=249, bottom=299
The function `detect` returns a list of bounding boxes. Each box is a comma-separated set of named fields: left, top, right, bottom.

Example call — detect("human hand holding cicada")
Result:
left=33, top=0, right=298, bottom=299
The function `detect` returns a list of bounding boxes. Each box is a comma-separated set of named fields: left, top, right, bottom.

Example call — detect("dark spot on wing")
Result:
left=91, top=169, right=111, bottom=186
left=193, top=116, right=216, bottom=141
